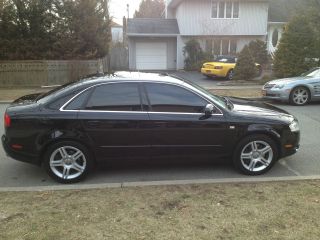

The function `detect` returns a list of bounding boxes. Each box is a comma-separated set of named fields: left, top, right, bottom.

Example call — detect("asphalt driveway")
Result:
left=172, top=71, right=222, bottom=89
left=0, top=102, right=320, bottom=188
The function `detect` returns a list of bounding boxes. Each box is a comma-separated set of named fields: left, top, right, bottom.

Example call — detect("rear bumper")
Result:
left=2, top=135, right=40, bottom=165
left=201, top=68, right=226, bottom=77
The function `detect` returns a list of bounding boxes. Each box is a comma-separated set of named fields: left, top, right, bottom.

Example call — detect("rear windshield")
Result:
left=36, top=81, right=79, bottom=101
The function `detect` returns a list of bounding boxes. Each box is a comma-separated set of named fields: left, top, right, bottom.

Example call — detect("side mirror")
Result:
left=204, top=104, right=214, bottom=116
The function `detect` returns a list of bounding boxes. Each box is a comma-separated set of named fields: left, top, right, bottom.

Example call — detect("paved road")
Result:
left=0, top=102, right=319, bottom=188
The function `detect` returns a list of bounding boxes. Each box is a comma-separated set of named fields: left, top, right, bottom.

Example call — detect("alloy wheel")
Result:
left=292, top=87, right=309, bottom=105
left=49, top=146, right=87, bottom=180
left=240, top=140, right=273, bottom=172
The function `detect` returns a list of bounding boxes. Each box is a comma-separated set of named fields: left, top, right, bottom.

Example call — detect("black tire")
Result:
left=233, top=134, right=278, bottom=175
left=289, top=86, right=310, bottom=106
left=226, top=69, right=234, bottom=80
left=43, top=141, right=93, bottom=183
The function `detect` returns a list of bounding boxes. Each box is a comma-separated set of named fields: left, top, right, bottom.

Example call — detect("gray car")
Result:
left=262, top=67, right=320, bottom=105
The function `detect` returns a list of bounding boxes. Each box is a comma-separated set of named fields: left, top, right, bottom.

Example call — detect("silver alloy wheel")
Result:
left=292, top=88, right=309, bottom=105
left=49, top=146, right=87, bottom=180
left=240, top=140, right=273, bottom=172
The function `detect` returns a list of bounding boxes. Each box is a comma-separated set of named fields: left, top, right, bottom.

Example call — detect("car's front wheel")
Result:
left=233, top=135, right=278, bottom=175
left=44, top=141, right=93, bottom=183
left=289, top=86, right=310, bottom=106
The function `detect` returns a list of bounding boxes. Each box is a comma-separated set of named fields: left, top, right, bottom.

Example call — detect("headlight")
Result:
left=289, top=120, right=300, bottom=132
left=273, top=84, right=285, bottom=89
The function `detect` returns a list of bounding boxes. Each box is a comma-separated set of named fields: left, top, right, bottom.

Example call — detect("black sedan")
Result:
left=2, top=72, right=300, bottom=183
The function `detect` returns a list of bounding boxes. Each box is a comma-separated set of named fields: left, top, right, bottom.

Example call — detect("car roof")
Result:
left=37, top=72, right=188, bottom=105
left=77, top=71, right=185, bottom=86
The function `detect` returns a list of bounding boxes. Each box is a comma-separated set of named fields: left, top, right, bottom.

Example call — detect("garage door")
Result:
left=136, top=42, right=167, bottom=70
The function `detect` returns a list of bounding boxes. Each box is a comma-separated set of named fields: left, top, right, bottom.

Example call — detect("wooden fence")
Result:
left=110, top=46, right=129, bottom=71
left=0, top=57, right=109, bottom=87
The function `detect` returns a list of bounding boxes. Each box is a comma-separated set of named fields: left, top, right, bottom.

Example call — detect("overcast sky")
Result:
left=109, top=0, right=142, bottom=24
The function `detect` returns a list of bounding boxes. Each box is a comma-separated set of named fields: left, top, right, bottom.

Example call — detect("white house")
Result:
left=111, top=21, right=123, bottom=43
left=127, top=0, right=285, bottom=70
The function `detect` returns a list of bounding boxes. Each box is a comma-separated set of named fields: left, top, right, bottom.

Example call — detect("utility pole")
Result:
left=127, top=4, right=129, bottom=19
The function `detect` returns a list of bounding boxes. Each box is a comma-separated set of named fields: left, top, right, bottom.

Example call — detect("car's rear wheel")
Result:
left=226, top=69, right=234, bottom=80
left=233, top=135, right=278, bottom=175
left=290, top=86, right=310, bottom=106
left=44, top=141, right=92, bottom=183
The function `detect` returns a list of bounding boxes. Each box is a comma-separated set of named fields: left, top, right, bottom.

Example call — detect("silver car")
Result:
left=262, top=67, right=320, bottom=105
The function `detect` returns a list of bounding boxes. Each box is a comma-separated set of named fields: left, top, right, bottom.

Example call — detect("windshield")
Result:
left=301, top=68, right=320, bottom=77
left=181, top=79, right=228, bottom=109
left=216, top=56, right=236, bottom=63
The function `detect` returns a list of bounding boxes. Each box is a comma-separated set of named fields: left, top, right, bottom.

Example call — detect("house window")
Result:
left=211, top=1, right=240, bottom=19
left=205, top=39, right=237, bottom=56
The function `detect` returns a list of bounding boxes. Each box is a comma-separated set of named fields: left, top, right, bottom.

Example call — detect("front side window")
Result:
left=145, top=83, right=208, bottom=113
left=211, top=1, right=239, bottom=19
left=85, top=83, right=141, bottom=111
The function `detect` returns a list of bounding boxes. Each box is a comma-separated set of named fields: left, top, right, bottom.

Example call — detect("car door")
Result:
left=72, top=82, right=150, bottom=161
left=310, top=77, right=320, bottom=98
left=143, top=82, right=228, bottom=160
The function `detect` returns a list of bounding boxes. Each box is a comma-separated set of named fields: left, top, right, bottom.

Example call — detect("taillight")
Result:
left=4, top=113, right=11, bottom=128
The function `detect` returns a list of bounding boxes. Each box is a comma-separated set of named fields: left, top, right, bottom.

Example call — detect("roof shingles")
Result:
left=127, top=18, right=180, bottom=35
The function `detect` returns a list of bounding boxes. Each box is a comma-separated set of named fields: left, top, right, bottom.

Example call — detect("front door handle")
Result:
left=87, top=120, right=101, bottom=127
left=154, top=122, right=167, bottom=128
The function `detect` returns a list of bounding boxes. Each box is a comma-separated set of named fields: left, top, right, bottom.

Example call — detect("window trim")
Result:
left=211, top=0, right=240, bottom=19
left=60, top=81, right=223, bottom=116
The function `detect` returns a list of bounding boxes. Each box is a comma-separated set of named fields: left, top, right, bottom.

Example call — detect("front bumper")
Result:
left=262, top=88, right=291, bottom=102
left=280, top=130, right=300, bottom=158
left=201, top=68, right=226, bottom=77
left=2, top=135, right=40, bottom=165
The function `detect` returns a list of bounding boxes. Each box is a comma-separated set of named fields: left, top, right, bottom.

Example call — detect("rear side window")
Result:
left=85, top=83, right=142, bottom=111
left=145, top=83, right=208, bottom=113
left=64, top=89, right=92, bottom=110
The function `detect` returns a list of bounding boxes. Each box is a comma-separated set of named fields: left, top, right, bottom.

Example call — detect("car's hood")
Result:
left=228, top=97, right=294, bottom=123
left=267, top=76, right=312, bottom=85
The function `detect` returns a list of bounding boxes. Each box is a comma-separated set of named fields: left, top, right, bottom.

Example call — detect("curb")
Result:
left=1, top=175, right=320, bottom=192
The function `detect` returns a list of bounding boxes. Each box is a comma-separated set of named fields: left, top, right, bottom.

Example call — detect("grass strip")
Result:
left=0, top=180, right=319, bottom=240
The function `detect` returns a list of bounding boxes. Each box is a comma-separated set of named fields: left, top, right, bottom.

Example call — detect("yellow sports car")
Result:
left=201, top=56, right=261, bottom=80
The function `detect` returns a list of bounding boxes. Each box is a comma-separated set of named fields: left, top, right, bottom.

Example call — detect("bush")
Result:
left=183, top=39, right=206, bottom=70
left=233, top=45, right=256, bottom=80
left=248, top=40, right=269, bottom=66
left=273, top=13, right=320, bottom=78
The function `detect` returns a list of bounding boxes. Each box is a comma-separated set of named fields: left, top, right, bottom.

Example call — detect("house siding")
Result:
left=128, top=37, right=177, bottom=70
left=175, top=0, right=268, bottom=36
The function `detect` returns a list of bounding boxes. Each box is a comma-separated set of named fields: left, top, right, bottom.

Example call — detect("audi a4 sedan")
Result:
left=262, top=67, right=320, bottom=105
left=2, top=72, right=300, bottom=183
